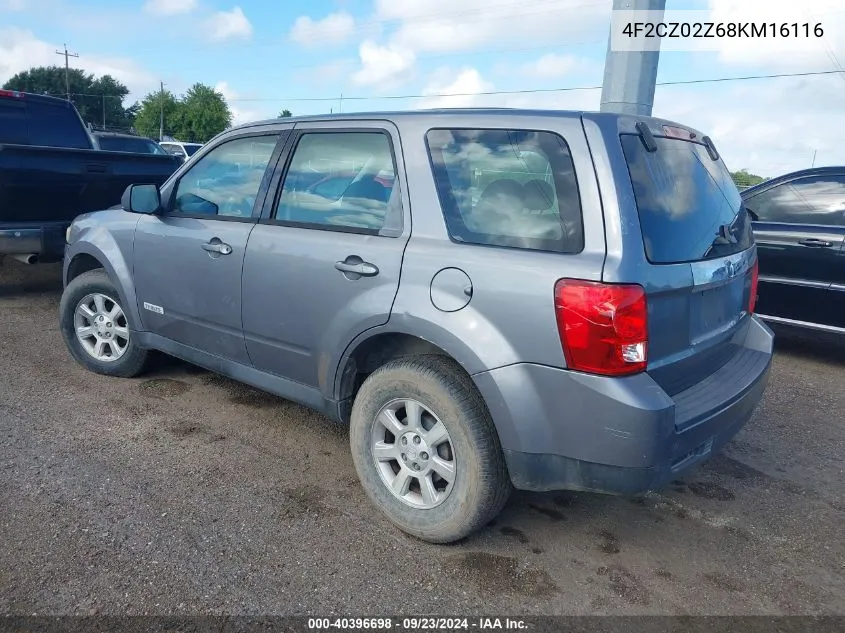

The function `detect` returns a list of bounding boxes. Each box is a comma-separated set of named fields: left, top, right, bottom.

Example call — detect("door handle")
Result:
left=798, top=238, right=833, bottom=248
left=335, top=259, right=379, bottom=277
left=202, top=241, right=232, bottom=255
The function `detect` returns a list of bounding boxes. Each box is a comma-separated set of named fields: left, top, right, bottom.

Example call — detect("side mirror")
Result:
left=121, top=184, right=161, bottom=214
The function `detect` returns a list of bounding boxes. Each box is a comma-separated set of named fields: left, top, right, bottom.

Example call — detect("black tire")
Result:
left=59, top=269, right=150, bottom=378
left=350, top=355, right=511, bottom=543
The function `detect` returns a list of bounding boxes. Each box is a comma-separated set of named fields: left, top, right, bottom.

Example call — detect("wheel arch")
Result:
left=332, top=322, right=489, bottom=424
left=63, top=243, right=143, bottom=332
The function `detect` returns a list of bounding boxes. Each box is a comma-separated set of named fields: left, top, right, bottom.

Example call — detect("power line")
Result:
left=219, top=69, right=845, bottom=103
left=53, top=68, right=845, bottom=107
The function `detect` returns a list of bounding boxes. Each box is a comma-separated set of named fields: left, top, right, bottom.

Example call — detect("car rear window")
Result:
left=26, top=100, right=90, bottom=149
left=98, top=136, right=164, bottom=154
left=621, top=133, right=752, bottom=264
left=426, top=128, right=584, bottom=253
left=0, top=99, right=29, bottom=144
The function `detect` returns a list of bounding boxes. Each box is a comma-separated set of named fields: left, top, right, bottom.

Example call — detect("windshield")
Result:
left=185, top=144, right=202, bottom=156
left=621, top=133, right=753, bottom=264
left=98, top=136, right=166, bottom=154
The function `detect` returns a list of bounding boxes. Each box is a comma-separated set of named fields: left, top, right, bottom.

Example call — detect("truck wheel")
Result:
left=349, top=355, right=511, bottom=543
left=59, top=269, right=150, bottom=378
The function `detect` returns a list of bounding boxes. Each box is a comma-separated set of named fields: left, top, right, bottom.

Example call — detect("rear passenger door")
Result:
left=744, top=173, right=845, bottom=328
left=241, top=121, right=410, bottom=395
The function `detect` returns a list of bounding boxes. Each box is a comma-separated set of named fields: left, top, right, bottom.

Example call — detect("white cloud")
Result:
left=143, top=0, right=197, bottom=16
left=521, top=54, right=580, bottom=79
left=706, top=0, right=845, bottom=70
left=655, top=74, right=845, bottom=175
left=204, top=6, right=253, bottom=42
left=374, top=0, right=611, bottom=55
left=290, top=12, right=355, bottom=46
left=0, top=27, right=157, bottom=99
left=418, top=67, right=494, bottom=109
left=214, top=81, right=270, bottom=125
left=352, top=40, right=416, bottom=87
left=1, top=0, right=27, bottom=10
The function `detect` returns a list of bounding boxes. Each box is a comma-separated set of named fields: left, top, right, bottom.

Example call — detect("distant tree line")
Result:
left=730, top=169, right=768, bottom=189
left=3, top=66, right=235, bottom=143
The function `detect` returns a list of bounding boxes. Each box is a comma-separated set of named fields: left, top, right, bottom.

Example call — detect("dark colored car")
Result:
left=60, top=110, right=773, bottom=542
left=741, top=167, right=845, bottom=334
left=91, top=132, right=170, bottom=155
left=0, top=90, right=181, bottom=263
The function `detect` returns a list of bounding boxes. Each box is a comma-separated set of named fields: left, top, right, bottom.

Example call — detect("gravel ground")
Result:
left=0, top=260, right=843, bottom=616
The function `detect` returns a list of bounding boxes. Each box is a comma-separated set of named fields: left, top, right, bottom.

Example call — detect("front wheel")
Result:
left=349, top=355, right=511, bottom=543
left=59, top=269, right=150, bottom=378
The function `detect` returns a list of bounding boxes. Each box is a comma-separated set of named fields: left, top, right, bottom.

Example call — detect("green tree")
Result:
left=133, top=90, right=183, bottom=140
left=278, top=109, right=292, bottom=117
left=176, top=83, right=232, bottom=142
left=731, top=169, right=767, bottom=189
left=3, top=66, right=131, bottom=129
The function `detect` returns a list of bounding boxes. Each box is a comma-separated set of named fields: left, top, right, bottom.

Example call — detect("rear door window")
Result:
left=275, top=132, right=399, bottom=233
left=621, top=134, right=753, bottom=264
left=426, top=128, right=583, bottom=253
left=744, top=175, right=845, bottom=227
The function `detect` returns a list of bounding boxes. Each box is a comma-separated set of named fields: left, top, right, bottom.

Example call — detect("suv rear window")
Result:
left=426, top=128, right=584, bottom=253
left=621, top=133, right=752, bottom=264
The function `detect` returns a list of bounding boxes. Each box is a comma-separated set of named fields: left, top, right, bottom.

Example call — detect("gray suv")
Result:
left=59, top=110, right=774, bottom=543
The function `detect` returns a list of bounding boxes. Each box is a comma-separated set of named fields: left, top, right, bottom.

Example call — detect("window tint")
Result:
left=98, top=136, right=165, bottom=154
left=161, top=144, right=185, bottom=156
left=0, top=100, right=28, bottom=144
left=184, top=144, right=203, bottom=156
left=426, top=128, right=583, bottom=253
left=275, top=132, right=398, bottom=232
left=171, top=135, right=278, bottom=218
left=26, top=100, right=90, bottom=149
left=621, top=134, right=753, bottom=264
left=744, top=175, right=845, bottom=226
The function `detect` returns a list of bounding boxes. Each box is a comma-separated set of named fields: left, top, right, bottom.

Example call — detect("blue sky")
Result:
left=2, top=0, right=844, bottom=175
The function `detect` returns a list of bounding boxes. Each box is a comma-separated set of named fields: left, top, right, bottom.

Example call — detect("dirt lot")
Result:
left=0, top=260, right=843, bottom=616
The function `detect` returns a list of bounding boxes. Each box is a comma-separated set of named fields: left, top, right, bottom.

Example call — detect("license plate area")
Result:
left=690, top=276, right=746, bottom=344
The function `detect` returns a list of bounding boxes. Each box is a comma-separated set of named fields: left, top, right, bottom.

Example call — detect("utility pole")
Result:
left=102, top=94, right=106, bottom=129
left=812, top=149, right=818, bottom=167
left=159, top=81, right=166, bottom=141
left=55, top=44, right=79, bottom=101
left=600, top=0, right=666, bottom=116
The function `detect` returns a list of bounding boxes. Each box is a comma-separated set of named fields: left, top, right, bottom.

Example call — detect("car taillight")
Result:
left=554, top=279, right=648, bottom=377
left=748, top=258, right=759, bottom=313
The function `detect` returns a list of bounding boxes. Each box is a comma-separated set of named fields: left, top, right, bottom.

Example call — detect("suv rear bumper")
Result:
left=472, top=315, right=774, bottom=494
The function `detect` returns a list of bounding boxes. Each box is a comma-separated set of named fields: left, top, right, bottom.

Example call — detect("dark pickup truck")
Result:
left=0, top=90, right=180, bottom=263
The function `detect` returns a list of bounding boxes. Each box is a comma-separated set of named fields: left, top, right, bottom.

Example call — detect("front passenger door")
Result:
left=133, top=131, right=285, bottom=364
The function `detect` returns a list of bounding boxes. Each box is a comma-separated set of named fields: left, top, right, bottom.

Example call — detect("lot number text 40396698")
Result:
left=307, top=618, right=528, bottom=630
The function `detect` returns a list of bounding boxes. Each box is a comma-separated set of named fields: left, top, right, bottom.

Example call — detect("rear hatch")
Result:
left=618, top=122, right=757, bottom=403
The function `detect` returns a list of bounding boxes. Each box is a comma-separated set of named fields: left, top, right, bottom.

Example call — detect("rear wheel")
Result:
left=59, top=269, right=150, bottom=378
left=350, top=355, right=511, bottom=543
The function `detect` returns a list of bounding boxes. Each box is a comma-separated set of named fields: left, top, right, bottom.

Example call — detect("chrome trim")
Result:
left=831, top=284, right=845, bottom=292
left=691, top=248, right=755, bottom=289
left=756, top=314, right=845, bottom=335
left=758, top=275, right=831, bottom=290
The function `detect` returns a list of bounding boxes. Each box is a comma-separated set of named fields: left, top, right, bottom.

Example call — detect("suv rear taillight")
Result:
left=748, top=258, right=759, bottom=313
left=554, top=279, right=648, bottom=377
